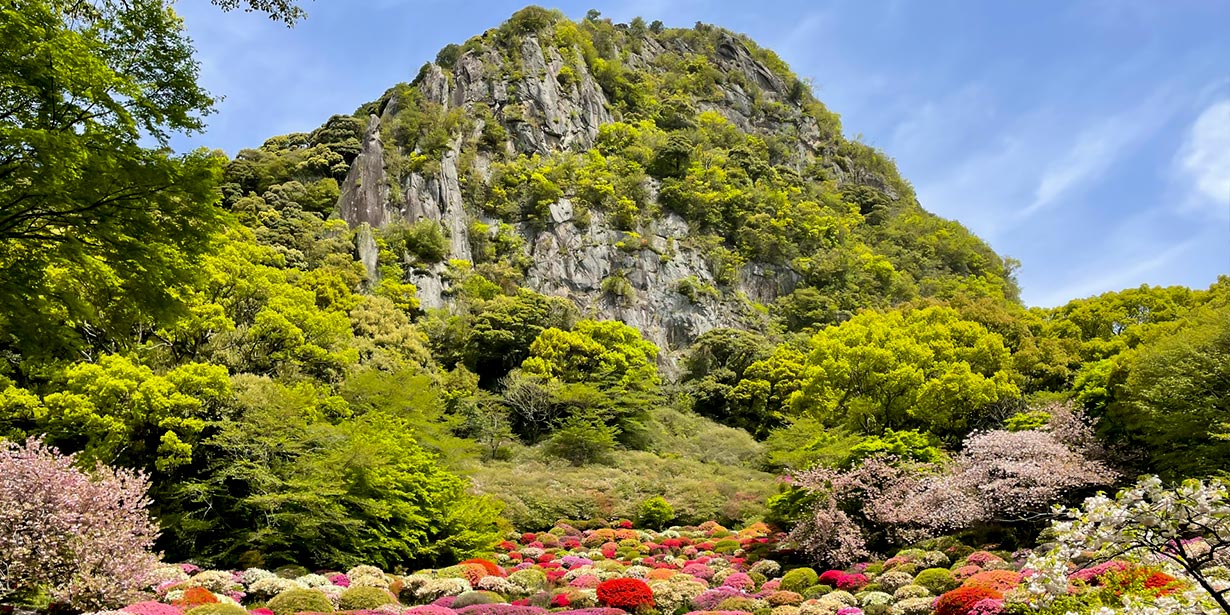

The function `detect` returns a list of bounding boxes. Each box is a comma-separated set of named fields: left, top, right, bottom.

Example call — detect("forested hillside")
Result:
left=1, top=4, right=1228, bottom=615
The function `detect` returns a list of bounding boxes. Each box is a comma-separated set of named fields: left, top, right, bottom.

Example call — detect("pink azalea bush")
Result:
left=121, top=601, right=184, bottom=615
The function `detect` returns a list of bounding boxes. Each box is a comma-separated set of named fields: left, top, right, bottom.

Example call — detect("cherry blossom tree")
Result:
left=0, top=438, right=160, bottom=610
left=788, top=403, right=1115, bottom=565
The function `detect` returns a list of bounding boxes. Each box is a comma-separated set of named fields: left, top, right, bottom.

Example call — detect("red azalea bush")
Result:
left=596, top=578, right=654, bottom=611
left=935, top=587, right=1004, bottom=615
left=962, top=570, right=1022, bottom=592
left=462, top=558, right=506, bottom=578
left=818, top=570, right=845, bottom=586
left=836, top=573, right=868, bottom=590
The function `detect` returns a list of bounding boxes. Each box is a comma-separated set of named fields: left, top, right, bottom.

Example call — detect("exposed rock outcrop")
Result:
left=335, top=22, right=836, bottom=368
left=337, top=115, right=391, bottom=230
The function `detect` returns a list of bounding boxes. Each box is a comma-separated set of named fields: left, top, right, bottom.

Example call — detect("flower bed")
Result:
left=71, top=521, right=1205, bottom=615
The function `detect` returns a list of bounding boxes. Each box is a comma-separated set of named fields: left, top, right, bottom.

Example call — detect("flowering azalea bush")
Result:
left=1025, top=476, right=1230, bottom=615
left=595, top=579, right=653, bottom=611
left=9, top=478, right=1210, bottom=615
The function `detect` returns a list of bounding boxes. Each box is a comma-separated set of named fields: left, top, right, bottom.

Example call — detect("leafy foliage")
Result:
left=1026, top=476, right=1230, bottom=615
left=795, top=306, right=1020, bottom=441
left=635, top=496, right=675, bottom=530
left=0, top=0, right=226, bottom=359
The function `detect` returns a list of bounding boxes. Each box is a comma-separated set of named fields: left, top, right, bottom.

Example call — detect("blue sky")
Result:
left=169, top=0, right=1230, bottom=307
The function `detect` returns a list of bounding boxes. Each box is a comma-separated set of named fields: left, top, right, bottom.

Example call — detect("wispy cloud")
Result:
left=1175, top=99, right=1230, bottom=218
left=1017, top=92, right=1173, bottom=220
left=1028, top=233, right=1200, bottom=307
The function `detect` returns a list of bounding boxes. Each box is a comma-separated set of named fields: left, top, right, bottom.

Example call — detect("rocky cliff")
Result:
left=330, top=9, right=1012, bottom=369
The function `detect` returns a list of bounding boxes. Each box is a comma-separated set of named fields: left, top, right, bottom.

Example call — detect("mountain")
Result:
left=233, top=7, right=1015, bottom=370
left=7, top=2, right=1228, bottom=570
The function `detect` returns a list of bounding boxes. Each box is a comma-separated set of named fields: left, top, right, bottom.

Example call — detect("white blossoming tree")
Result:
left=1026, top=476, right=1230, bottom=615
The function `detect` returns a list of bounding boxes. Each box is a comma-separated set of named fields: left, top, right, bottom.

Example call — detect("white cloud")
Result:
left=1176, top=99, right=1230, bottom=217
left=1017, top=94, right=1172, bottom=219
left=1026, top=233, right=1199, bottom=307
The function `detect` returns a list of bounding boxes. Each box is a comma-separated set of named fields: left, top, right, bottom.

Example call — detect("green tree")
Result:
left=544, top=416, right=618, bottom=466
left=0, top=0, right=229, bottom=358
left=455, top=288, right=577, bottom=384
left=521, top=319, right=660, bottom=391
left=338, top=367, right=477, bottom=465
left=160, top=376, right=502, bottom=568
left=725, top=344, right=809, bottom=438
left=636, top=496, right=675, bottom=529
left=844, top=428, right=945, bottom=467
left=1106, top=300, right=1230, bottom=478
left=795, top=306, right=1020, bottom=441
left=3, top=355, right=232, bottom=474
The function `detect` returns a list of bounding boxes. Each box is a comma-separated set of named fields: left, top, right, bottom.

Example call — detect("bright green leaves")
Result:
left=162, top=376, right=503, bottom=568
left=724, top=346, right=808, bottom=438
left=425, top=287, right=577, bottom=384
left=522, top=319, right=660, bottom=391
left=543, top=415, right=620, bottom=466
left=239, top=286, right=358, bottom=380
left=796, top=306, right=1019, bottom=440
left=1103, top=289, right=1230, bottom=479
left=845, top=428, right=945, bottom=467
left=3, top=355, right=231, bottom=474
left=1, top=0, right=227, bottom=358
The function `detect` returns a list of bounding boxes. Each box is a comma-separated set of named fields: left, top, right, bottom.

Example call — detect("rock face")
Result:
left=337, top=115, right=391, bottom=229
left=334, top=24, right=831, bottom=369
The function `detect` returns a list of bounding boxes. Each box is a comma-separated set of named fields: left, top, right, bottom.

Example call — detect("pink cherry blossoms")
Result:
left=789, top=403, right=1115, bottom=565
left=0, top=438, right=161, bottom=610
